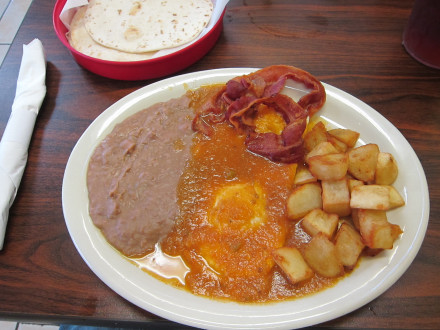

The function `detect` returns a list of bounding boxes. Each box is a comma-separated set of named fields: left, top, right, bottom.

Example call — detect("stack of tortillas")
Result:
left=67, top=0, right=214, bottom=62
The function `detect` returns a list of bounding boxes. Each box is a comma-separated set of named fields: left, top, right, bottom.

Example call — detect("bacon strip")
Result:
left=225, top=65, right=326, bottom=117
left=192, top=65, right=326, bottom=163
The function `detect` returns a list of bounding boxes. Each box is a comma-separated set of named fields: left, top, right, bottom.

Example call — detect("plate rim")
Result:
left=62, top=68, right=430, bottom=329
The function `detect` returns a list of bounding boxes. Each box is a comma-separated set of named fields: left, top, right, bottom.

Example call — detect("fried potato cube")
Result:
left=326, top=134, right=348, bottom=152
left=351, top=208, right=361, bottom=230
left=357, top=209, right=402, bottom=249
left=273, top=247, right=314, bottom=284
left=350, top=184, right=390, bottom=210
left=348, top=179, right=364, bottom=193
left=322, top=179, right=351, bottom=216
left=388, top=185, right=405, bottom=209
left=334, top=222, right=365, bottom=268
left=287, top=183, right=323, bottom=220
left=348, top=144, right=380, bottom=182
left=350, top=184, right=404, bottom=210
left=302, top=233, right=344, bottom=278
left=308, top=153, right=348, bottom=181
left=301, top=208, right=339, bottom=238
left=304, top=121, right=327, bottom=152
left=305, top=141, right=338, bottom=163
left=327, top=128, right=360, bottom=148
left=375, top=152, right=398, bottom=185
left=294, top=164, right=317, bottom=185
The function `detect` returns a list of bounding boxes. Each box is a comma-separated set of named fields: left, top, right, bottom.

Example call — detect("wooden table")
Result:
left=1, top=0, right=439, bottom=328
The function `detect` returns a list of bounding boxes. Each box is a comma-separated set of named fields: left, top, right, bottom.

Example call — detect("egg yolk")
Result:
left=208, top=182, right=267, bottom=232
left=254, top=104, right=286, bottom=135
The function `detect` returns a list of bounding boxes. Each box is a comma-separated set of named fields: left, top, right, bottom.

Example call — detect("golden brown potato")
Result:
left=302, top=233, right=344, bottom=278
left=348, top=144, right=380, bottom=182
left=284, top=122, right=403, bottom=281
left=308, top=153, right=348, bottom=181
left=305, top=141, right=338, bottom=163
left=351, top=208, right=361, bottom=231
left=304, top=121, right=328, bottom=152
left=287, top=183, right=323, bottom=220
left=294, top=164, right=318, bottom=185
left=357, top=209, right=402, bottom=249
left=348, top=179, right=364, bottom=193
left=322, top=179, right=351, bottom=216
left=273, top=247, right=314, bottom=284
left=334, top=222, right=365, bottom=268
left=350, top=184, right=404, bottom=210
left=350, top=184, right=391, bottom=210
left=327, top=128, right=360, bottom=148
left=301, top=208, right=339, bottom=238
left=387, top=185, right=405, bottom=209
left=375, top=152, right=398, bottom=185
left=326, top=134, right=348, bottom=152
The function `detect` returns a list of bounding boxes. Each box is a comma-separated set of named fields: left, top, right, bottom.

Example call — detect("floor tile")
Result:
left=0, top=0, right=33, bottom=43
left=0, top=44, right=8, bottom=66
left=18, top=324, right=59, bottom=330
left=0, top=0, right=11, bottom=17
left=0, top=320, right=18, bottom=330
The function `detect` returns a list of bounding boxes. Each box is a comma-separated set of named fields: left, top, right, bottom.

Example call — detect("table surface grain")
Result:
left=0, top=0, right=439, bottom=328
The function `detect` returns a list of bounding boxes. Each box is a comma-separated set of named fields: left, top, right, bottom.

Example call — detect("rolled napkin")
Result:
left=0, top=38, right=46, bottom=250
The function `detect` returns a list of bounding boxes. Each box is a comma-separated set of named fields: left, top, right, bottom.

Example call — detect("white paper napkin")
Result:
left=0, top=38, right=46, bottom=250
left=59, top=0, right=89, bottom=29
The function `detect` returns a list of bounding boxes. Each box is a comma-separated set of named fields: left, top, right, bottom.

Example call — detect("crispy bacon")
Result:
left=191, top=86, right=227, bottom=136
left=225, top=65, right=326, bottom=116
left=192, top=65, right=326, bottom=163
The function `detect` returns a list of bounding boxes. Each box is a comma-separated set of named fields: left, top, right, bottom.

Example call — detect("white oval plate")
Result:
left=62, top=68, right=429, bottom=329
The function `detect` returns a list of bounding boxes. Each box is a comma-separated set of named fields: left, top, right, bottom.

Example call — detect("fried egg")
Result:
left=199, top=181, right=283, bottom=279
left=208, top=182, right=267, bottom=232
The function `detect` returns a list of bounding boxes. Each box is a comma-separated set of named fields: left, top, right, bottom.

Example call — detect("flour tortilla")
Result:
left=68, top=6, right=155, bottom=62
left=84, top=0, right=214, bottom=53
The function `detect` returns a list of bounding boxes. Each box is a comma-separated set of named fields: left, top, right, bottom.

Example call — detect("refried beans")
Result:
left=87, top=95, right=194, bottom=257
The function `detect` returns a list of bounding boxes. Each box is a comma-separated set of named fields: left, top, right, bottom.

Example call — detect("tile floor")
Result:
left=0, top=0, right=33, bottom=67
left=0, top=321, right=60, bottom=330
